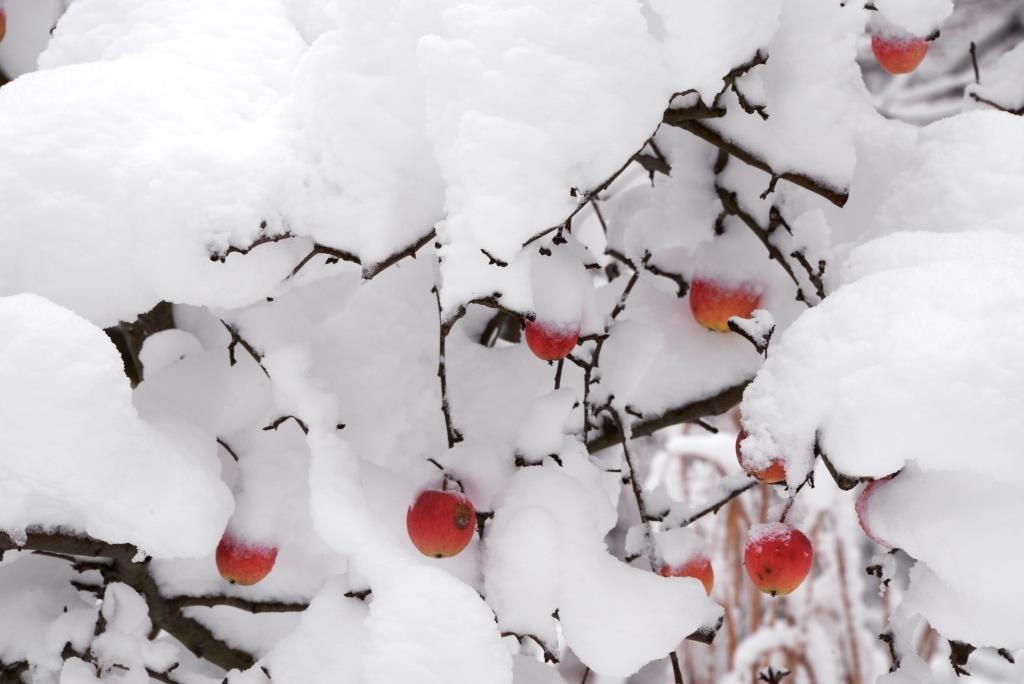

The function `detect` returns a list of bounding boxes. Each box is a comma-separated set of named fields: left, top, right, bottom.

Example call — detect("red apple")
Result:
left=871, top=34, right=929, bottom=75
left=744, top=523, right=813, bottom=596
left=856, top=477, right=894, bottom=548
left=736, top=430, right=786, bottom=485
left=660, top=553, right=714, bottom=596
left=0, top=7, right=6, bottom=44
left=407, top=489, right=477, bottom=558
left=525, top=320, right=579, bottom=361
left=216, top=532, right=278, bottom=586
left=689, top=278, right=762, bottom=332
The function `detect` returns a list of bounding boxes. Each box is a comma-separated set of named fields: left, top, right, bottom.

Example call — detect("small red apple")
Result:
left=216, top=532, right=278, bottom=586
left=689, top=278, right=762, bottom=332
left=525, top=320, right=579, bottom=361
left=0, top=7, right=6, bottom=44
left=856, top=477, right=894, bottom=548
left=660, top=553, right=714, bottom=596
left=407, top=489, right=477, bottom=558
left=736, top=430, right=786, bottom=485
left=871, top=34, right=929, bottom=75
left=744, top=523, right=813, bottom=596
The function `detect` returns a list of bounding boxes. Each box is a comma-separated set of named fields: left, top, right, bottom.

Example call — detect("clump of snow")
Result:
left=529, top=249, right=586, bottom=326
left=592, top=320, right=664, bottom=412
left=515, top=388, right=579, bottom=464
left=874, top=0, right=953, bottom=37
left=485, top=466, right=720, bottom=677
left=742, top=230, right=1024, bottom=648
left=138, top=329, right=203, bottom=376
left=0, top=294, right=231, bottom=557
left=657, top=526, right=709, bottom=569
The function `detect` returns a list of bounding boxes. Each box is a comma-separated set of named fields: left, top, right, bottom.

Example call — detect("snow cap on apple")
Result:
left=736, top=430, right=786, bottom=484
left=744, top=523, right=813, bottom=596
left=216, top=531, right=278, bottom=586
left=657, top=526, right=714, bottom=596
left=689, top=276, right=763, bottom=332
left=526, top=248, right=585, bottom=360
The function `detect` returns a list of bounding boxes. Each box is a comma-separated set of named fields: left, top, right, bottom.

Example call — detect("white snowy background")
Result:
left=0, top=0, right=1022, bottom=682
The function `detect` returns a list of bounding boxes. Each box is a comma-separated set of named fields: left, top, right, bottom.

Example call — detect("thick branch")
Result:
left=0, top=531, right=256, bottom=672
left=586, top=380, right=750, bottom=453
left=669, top=120, right=848, bottom=207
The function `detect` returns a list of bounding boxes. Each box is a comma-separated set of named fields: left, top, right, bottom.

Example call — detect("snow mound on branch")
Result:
left=864, top=467, right=1024, bottom=649
left=741, top=230, right=1024, bottom=483
left=874, top=0, right=953, bottom=37
left=264, top=578, right=368, bottom=684
left=0, top=294, right=232, bottom=557
left=485, top=463, right=721, bottom=677
left=965, top=43, right=1024, bottom=114
left=740, top=230, right=1024, bottom=647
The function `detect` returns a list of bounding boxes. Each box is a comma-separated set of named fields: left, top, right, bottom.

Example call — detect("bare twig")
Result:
left=290, top=230, right=436, bottom=280
left=262, top=415, right=309, bottom=435
left=219, top=320, right=270, bottom=378
left=171, top=595, right=308, bottom=613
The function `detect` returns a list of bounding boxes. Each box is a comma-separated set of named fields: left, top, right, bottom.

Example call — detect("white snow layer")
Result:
left=0, top=0, right=788, bottom=325
left=0, top=294, right=231, bottom=557
left=741, top=230, right=1024, bottom=648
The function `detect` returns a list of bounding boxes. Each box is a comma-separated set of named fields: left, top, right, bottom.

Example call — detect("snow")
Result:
left=742, top=230, right=1024, bottom=648
left=0, top=294, right=231, bottom=557
left=874, top=0, right=954, bottom=37
left=486, top=465, right=720, bottom=677
left=264, top=578, right=368, bottom=684
left=0, top=0, right=1020, bottom=681
left=965, top=43, right=1024, bottom=113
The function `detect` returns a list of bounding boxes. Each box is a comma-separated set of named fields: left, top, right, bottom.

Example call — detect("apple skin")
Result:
left=689, top=278, right=762, bottom=332
left=407, top=489, right=477, bottom=558
left=0, top=8, right=6, bottom=43
left=871, top=34, right=929, bottom=75
left=744, top=523, right=813, bottom=596
left=525, top=320, right=579, bottom=361
left=856, top=477, right=894, bottom=548
left=215, top=533, right=278, bottom=586
left=735, top=430, right=786, bottom=485
left=660, top=554, right=714, bottom=596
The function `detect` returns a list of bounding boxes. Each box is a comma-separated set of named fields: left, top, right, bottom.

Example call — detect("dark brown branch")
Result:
left=678, top=480, right=759, bottom=528
left=670, top=121, right=848, bottom=207
left=171, top=595, right=308, bottom=613
left=219, top=320, right=270, bottom=378
left=262, top=415, right=309, bottom=435
left=216, top=438, right=239, bottom=462
left=949, top=640, right=975, bottom=677
left=290, top=230, right=436, bottom=280
left=759, top=666, right=792, bottom=683
left=434, top=287, right=464, bottom=448
left=715, top=186, right=811, bottom=305
left=0, top=531, right=255, bottom=672
left=210, top=228, right=294, bottom=263
left=501, top=632, right=559, bottom=664
left=586, top=380, right=750, bottom=453
left=970, top=41, right=980, bottom=85
left=968, top=92, right=1024, bottom=115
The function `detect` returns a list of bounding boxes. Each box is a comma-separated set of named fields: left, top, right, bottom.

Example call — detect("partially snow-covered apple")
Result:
left=871, top=33, right=929, bottom=75
left=407, top=488, right=477, bottom=558
left=856, top=477, right=895, bottom=548
left=735, top=430, right=786, bottom=484
left=689, top=277, right=762, bottom=332
left=525, top=320, right=579, bottom=361
left=215, top=532, right=278, bottom=586
left=659, top=554, right=714, bottom=596
left=744, top=523, right=813, bottom=596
